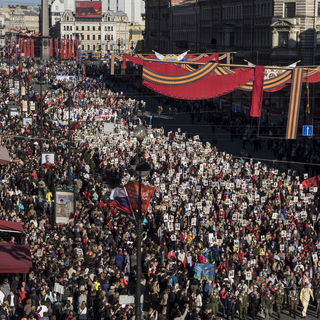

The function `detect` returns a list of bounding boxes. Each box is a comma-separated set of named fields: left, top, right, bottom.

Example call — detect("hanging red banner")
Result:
left=74, top=40, right=77, bottom=59
left=31, top=39, right=34, bottom=58
left=50, top=39, right=53, bottom=57
left=27, top=39, right=31, bottom=57
left=54, top=38, right=58, bottom=57
left=66, top=40, right=69, bottom=59
left=23, top=40, right=27, bottom=58
left=69, top=40, right=72, bottom=59
left=61, top=40, right=65, bottom=59
left=250, top=66, right=265, bottom=117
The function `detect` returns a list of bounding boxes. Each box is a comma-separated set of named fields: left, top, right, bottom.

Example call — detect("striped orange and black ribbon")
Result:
left=286, top=68, right=304, bottom=140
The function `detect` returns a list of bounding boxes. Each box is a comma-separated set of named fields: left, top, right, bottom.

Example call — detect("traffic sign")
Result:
left=303, top=125, right=313, bottom=136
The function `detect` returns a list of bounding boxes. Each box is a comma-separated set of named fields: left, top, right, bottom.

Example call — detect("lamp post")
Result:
left=26, top=59, right=33, bottom=110
left=38, top=73, right=45, bottom=147
left=130, top=125, right=151, bottom=320
left=65, top=82, right=75, bottom=186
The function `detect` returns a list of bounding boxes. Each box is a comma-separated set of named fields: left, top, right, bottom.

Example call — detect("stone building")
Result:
left=145, top=0, right=320, bottom=65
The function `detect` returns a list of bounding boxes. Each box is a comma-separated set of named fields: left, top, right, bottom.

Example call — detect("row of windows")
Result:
left=173, top=30, right=196, bottom=42
left=63, top=34, right=114, bottom=41
left=223, top=3, right=272, bottom=20
left=173, top=14, right=196, bottom=26
left=74, top=26, right=114, bottom=31
left=81, top=44, right=111, bottom=51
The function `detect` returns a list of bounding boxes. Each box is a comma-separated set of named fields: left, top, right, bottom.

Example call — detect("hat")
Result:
left=241, top=288, right=245, bottom=292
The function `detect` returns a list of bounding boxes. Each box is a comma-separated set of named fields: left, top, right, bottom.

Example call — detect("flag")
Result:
left=47, top=100, right=54, bottom=106
left=108, top=187, right=134, bottom=214
left=194, top=263, right=216, bottom=280
left=124, top=181, right=156, bottom=213
left=216, top=259, right=229, bottom=274
left=204, top=245, right=220, bottom=263
left=301, top=174, right=320, bottom=189
left=70, top=120, right=81, bottom=131
left=58, top=120, right=66, bottom=133
left=29, top=91, right=38, bottom=102
left=42, top=90, right=50, bottom=101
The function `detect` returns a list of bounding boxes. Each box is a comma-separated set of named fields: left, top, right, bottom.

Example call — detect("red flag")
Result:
left=27, top=39, right=31, bottom=57
left=74, top=40, right=78, bottom=59
left=122, top=55, right=126, bottom=69
left=70, top=120, right=81, bottom=131
left=250, top=66, right=265, bottom=117
left=28, top=74, right=33, bottom=83
left=79, top=91, right=83, bottom=99
left=54, top=38, right=58, bottom=57
left=70, top=40, right=73, bottom=58
left=124, top=181, right=156, bottom=213
left=216, top=259, right=229, bottom=274
left=42, top=90, right=50, bottom=101
left=61, top=40, right=65, bottom=59
left=302, top=174, right=320, bottom=189
left=50, top=38, right=53, bottom=57
left=23, top=40, right=27, bottom=58
left=31, top=39, right=35, bottom=58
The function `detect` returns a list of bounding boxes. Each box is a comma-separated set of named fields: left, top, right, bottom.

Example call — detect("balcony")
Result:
left=0, top=25, right=4, bottom=29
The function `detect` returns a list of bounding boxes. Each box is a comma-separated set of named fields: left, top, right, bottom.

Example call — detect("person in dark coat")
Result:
left=225, top=290, right=236, bottom=320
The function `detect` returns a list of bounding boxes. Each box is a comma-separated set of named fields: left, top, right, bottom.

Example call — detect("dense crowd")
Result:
left=0, top=59, right=318, bottom=320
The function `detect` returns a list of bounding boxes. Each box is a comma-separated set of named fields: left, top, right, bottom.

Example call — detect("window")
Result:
left=105, top=35, right=107, bottom=40
left=230, top=32, right=235, bottom=46
left=108, top=16, right=110, bottom=21
left=98, top=35, right=101, bottom=40
left=108, top=26, right=110, bottom=30
left=93, top=35, right=95, bottom=40
left=87, top=45, right=90, bottom=50
left=285, top=2, right=295, bottom=18
left=278, top=32, right=288, bottom=47
left=107, top=35, right=110, bottom=40
left=76, top=26, right=79, bottom=31
left=93, top=44, right=96, bottom=50
left=317, top=32, right=320, bottom=47
left=81, top=26, right=84, bottom=31
left=67, top=26, right=69, bottom=30
left=111, top=35, right=113, bottom=40
left=64, top=26, right=66, bottom=30
left=111, top=26, right=113, bottom=31
left=87, top=35, right=90, bottom=40
left=98, top=26, right=101, bottom=30
left=105, top=26, right=107, bottom=30
left=87, top=26, right=90, bottom=30
left=70, top=35, right=72, bottom=40
left=318, top=2, right=320, bottom=16
left=82, top=45, right=84, bottom=50
left=70, top=26, right=72, bottom=31
left=81, top=35, right=84, bottom=40
left=105, top=45, right=108, bottom=50
left=93, top=26, right=95, bottom=31
left=67, top=34, right=69, bottom=39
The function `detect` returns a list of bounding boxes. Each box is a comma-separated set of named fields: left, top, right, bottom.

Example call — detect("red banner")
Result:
left=122, top=55, right=126, bottom=69
left=54, top=38, right=58, bottom=57
left=61, top=40, right=65, bottom=59
left=69, top=40, right=73, bottom=58
left=50, top=39, right=53, bottom=57
left=302, top=174, right=320, bottom=189
left=23, top=40, right=27, bottom=58
left=250, top=66, right=265, bottom=117
left=31, top=39, right=34, bottom=58
left=27, top=39, right=31, bottom=57
left=76, top=1, right=102, bottom=18
left=74, top=40, right=78, bottom=59
left=124, top=181, right=156, bottom=213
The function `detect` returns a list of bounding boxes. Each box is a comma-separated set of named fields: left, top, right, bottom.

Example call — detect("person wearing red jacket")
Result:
left=184, top=252, right=193, bottom=268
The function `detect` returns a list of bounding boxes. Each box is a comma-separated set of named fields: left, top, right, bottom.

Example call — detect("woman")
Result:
left=78, top=301, right=89, bottom=320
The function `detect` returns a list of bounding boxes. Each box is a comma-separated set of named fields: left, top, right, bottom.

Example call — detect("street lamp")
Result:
left=26, top=59, right=33, bottom=110
left=131, top=125, right=150, bottom=320
left=38, top=73, right=45, bottom=146
left=65, top=82, right=74, bottom=186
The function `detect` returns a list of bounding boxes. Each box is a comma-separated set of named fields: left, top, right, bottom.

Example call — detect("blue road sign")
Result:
left=303, top=125, right=313, bottom=136
left=233, top=107, right=239, bottom=113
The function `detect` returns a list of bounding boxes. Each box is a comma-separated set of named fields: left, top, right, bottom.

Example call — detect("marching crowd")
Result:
left=0, top=59, right=318, bottom=320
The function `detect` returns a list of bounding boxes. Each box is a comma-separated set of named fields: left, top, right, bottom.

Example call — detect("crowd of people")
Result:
left=0, top=58, right=318, bottom=320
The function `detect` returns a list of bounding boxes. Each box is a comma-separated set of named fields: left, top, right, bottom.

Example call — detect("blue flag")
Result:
left=204, top=245, right=220, bottom=263
left=194, top=263, right=216, bottom=280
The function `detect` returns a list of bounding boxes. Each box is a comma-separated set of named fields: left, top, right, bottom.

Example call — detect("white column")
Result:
left=272, top=29, right=278, bottom=48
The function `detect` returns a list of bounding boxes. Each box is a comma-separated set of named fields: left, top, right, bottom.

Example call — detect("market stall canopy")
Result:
left=0, top=243, right=32, bottom=273
left=0, top=147, right=10, bottom=165
left=0, top=220, right=24, bottom=233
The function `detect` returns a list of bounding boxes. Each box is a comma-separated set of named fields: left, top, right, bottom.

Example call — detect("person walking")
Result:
left=238, top=288, right=249, bottom=320
left=225, top=290, right=236, bottom=320
left=263, top=289, right=274, bottom=320
left=288, top=284, right=299, bottom=319
left=275, top=284, right=287, bottom=319
left=300, top=283, right=314, bottom=318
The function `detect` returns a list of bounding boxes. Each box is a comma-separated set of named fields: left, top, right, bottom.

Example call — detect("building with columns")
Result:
left=56, top=9, right=131, bottom=53
left=145, top=0, right=320, bottom=65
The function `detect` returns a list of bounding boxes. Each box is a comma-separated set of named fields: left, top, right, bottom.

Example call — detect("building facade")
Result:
left=50, top=0, right=145, bottom=29
left=58, top=9, right=131, bottom=53
left=145, top=0, right=320, bottom=65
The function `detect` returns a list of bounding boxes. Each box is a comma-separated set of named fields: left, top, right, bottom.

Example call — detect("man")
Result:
left=238, top=287, right=249, bottom=320
left=288, top=284, right=299, bottom=319
left=275, top=283, right=287, bottom=319
left=263, top=289, right=274, bottom=320
left=249, top=285, right=260, bottom=320
left=300, top=283, right=314, bottom=318
left=208, top=287, right=221, bottom=318
left=225, top=290, right=236, bottom=320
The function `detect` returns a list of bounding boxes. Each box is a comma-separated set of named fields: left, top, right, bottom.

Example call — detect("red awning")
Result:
left=0, top=220, right=24, bottom=233
left=0, top=243, right=32, bottom=273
